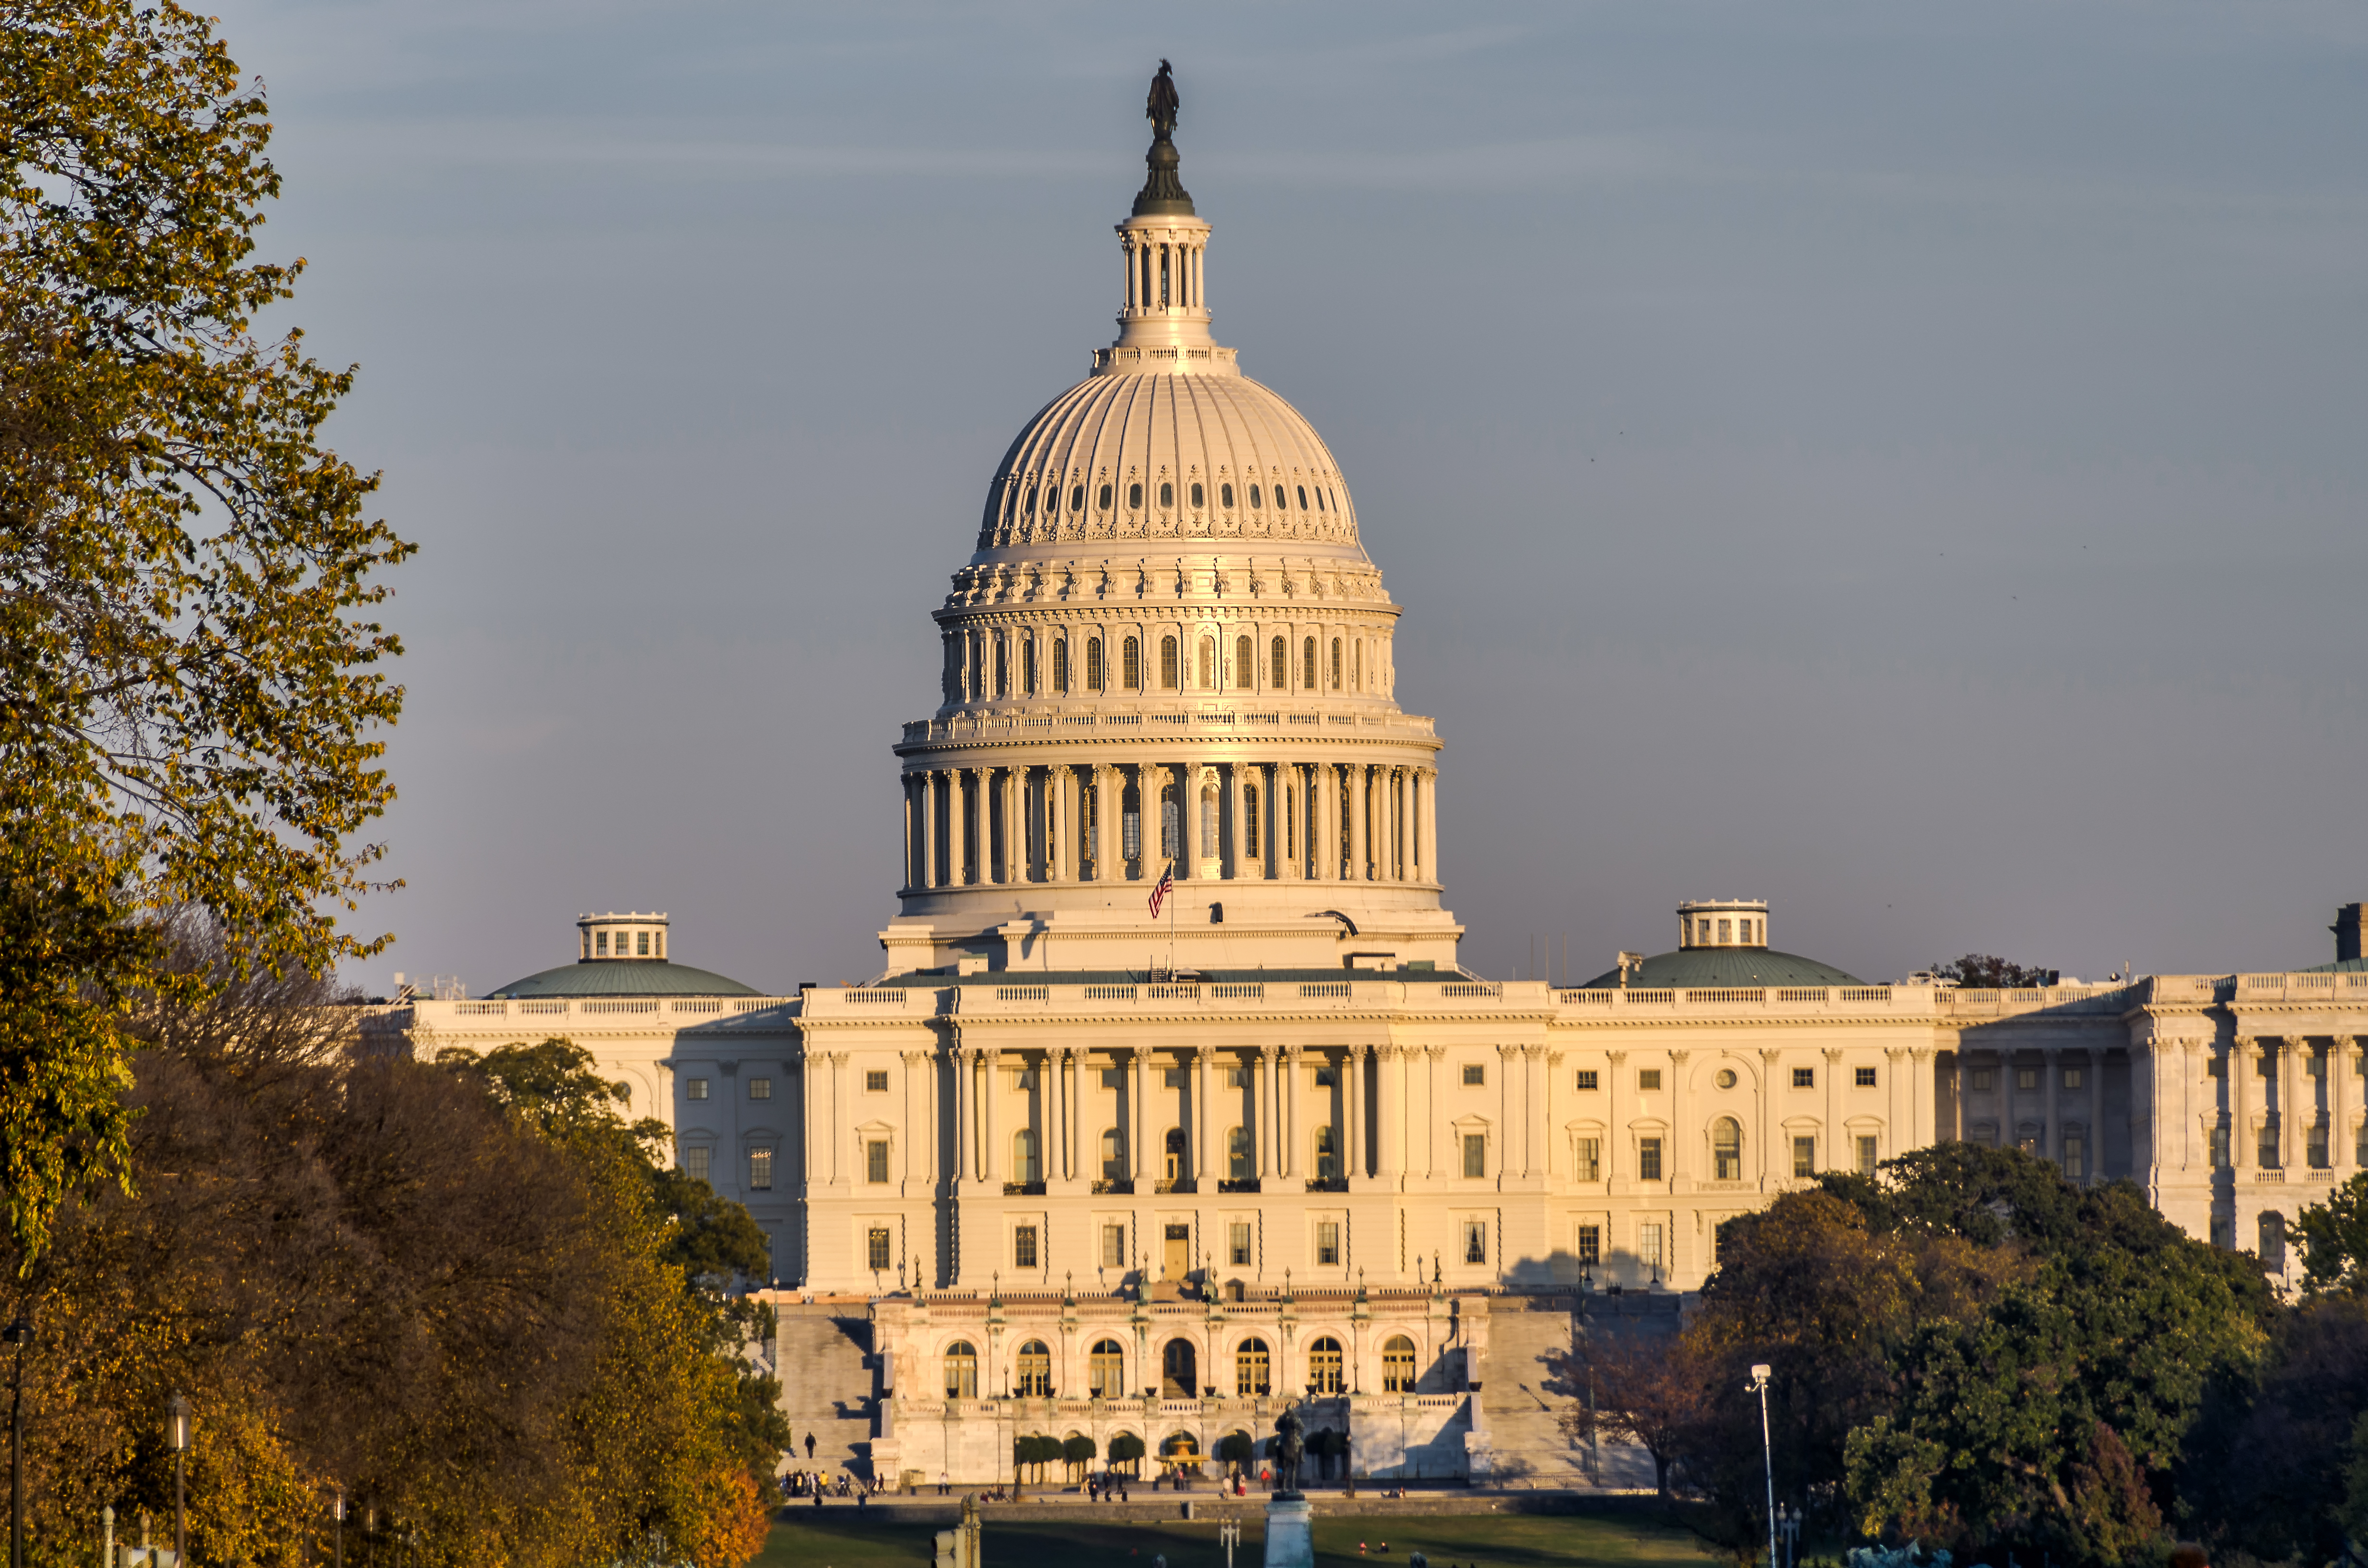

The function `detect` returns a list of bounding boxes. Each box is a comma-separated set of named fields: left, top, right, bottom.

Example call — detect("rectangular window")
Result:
left=1101, top=1223, right=1126, bottom=1268
left=1854, top=1066, right=1877, bottom=1088
left=1792, top=1066, right=1814, bottom=1089
left=1229, top=1220, right=1252, bottom=1266
left=1718, top=919, right=1731, bottom=943
left=1638, top=1222, right=1663, bottom=1269
left=1638, top=1068, right=1663, bottom=1091
left=1162, top=1066, right=1189, bottom=1089
left=2258, top=1130, right=2281, bottom=1170
left=1855, top=1135, right=1878, bottom=1176
left=1100, top=1067, right=1124, bottom=1089
left=1792, top=1136, right=1815, bottom=1177
left=2062, top=1066, right=2084, bottom=1090
left=1462, top=1132, right=1487, bottom=1178
left=1014, top=1225, right=1039, bottom=1269
left=2209, top=1125, right=2230, bottom=1169
left=748, top=1148, right=774, bottom=1190
left=596, top=931, right=608, bottom=956
left=1575, top=1224, right=1601, bottom=1266
left=1638, top=1137, right=1663, bottom=1181
left=2061, top=1135, right=2085, bottom=1180
left=1970, top=1067, right=1995, bottom=1091
left=2017, top=1066, right=2039, bottom=1090
left=687, top=1077, right=710, bottom=1101
left=683, top=1146, right=712, bottom=1183
left=1575, top=1069, right=1599, bottom=1092
left=1462, top=1219, right=1487, bottom=1265
left=2308, top=1123, right=2330, bottom=1169
left=865, top=1139, right=890, bottom=1184
left=2207, top=1056, right=2226, bottom=1078
left=865, top=1069, right=889, bottom=1092
left=749, top=1077, right=772, bottom=1101
left=1314, top=1065, right=1339, bottom=1087
left=2307, top=1053, right=2326, bottom=1079
left=1229, top=1066, right=1253, bottom=1088
left=1316, top=1221, right=1341, bottom=1266
left=1574, top=1136, right=1601, bottom=1181
left=1461, top=1064, right=1485, bottom=1086
left=867, top=1226, right=892, bottom=1271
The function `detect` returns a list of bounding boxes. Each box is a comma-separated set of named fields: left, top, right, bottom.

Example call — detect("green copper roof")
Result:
left=1577, top=947, right=1867, bottom=990
left=490, top=959, right=763, bottom=999
left=2297, top=956, right=2368, bottom=974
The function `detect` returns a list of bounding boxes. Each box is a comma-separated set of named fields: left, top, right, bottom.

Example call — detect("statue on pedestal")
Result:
left=1272, top=1404, right=1306, bottom=1497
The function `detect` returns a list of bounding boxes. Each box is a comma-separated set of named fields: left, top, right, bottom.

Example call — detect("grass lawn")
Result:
left=754, top=1504, right=1724, bottom=1568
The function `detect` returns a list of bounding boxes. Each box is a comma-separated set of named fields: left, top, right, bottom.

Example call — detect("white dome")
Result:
left=975, top=370, right=1364, bottom=563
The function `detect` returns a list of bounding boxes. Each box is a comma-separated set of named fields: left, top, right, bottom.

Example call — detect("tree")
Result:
left=1063, top=1433, right=1097, bottom=1482
left=1543, top=1325, right=1709, bottom=1499
left=1108, top=1431, right=1146, bottom=1475
left=2291, top=1171, right=2368, bottom=1297
left=1, top=0, right=411, bottom=1257
left=1215, top=1431, right=1252, bottom=1476
left=1932, top=956, right=2055, bottom=988
left=2179, top=1294, right=2368, bottom=1566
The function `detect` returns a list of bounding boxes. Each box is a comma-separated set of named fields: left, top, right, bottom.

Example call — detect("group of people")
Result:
left=1084, top=1473, right=1133, bottom=1502
left=785, top=1470, right=883, bottom=1505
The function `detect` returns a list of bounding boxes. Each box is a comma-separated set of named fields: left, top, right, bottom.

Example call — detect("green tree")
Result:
left=1932, top=956, right=2055, bottom=988
left=2292, top=1171, right=2368, bottom=1297
left=1, top=0, right=410, bottom=1257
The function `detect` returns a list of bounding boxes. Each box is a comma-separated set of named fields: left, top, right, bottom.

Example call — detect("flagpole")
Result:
left=1168, top=858, right=1177, bottom=977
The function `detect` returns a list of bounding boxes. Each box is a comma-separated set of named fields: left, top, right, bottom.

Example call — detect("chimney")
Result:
left=2335, top=903, right=2364, bottom=964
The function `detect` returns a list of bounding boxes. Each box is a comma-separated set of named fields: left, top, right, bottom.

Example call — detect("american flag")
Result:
left=1147, top=864, right=1175, bottom=918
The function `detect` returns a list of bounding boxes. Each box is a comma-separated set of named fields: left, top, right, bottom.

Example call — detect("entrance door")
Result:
left=1163, top=1222, right=1190, bottom=1280
left=1161, top=1338, right=1198, bottom=1397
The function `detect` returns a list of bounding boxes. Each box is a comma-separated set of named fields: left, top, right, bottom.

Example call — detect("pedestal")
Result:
left=1264, top=1496, right=1314, bottom=1568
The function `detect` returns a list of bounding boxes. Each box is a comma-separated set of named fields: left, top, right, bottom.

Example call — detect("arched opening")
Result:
left=1190, top=481, right=1204, bottom=508
left=1122, top=775, right=1142, bottom=862
left=1160, top=1431, right=1200, bottom=1475
left=1128, top=481, right=1143, bottom=510
left=1227, top=1125, right=1251, bottom=1179
left=1270, top=635, right=1287, bottom=688
left=1249, top=483, right=1263, bottom=508
left=1307, top=1336, right=1344, bottom=1396
left=1234, top=634, right=1253, bottom=688
left=1381, top=1335, right=1417, bottom=1393
left=1023, top=637, right=1036, bottom=695
left=2259, top=1211, right=2287, bottom=1272
left=1100, top=1127, right=1125, bottom=1179
left=1098, top=482, right=1112, bottom=511
left=944, top=1341, right=978, bottom=1399
left=1159, top=480, right=1174, bottom=508
left=1301, top=637, right=1316, bottom=688
left=1123, top=635, right=1142, bottom=691
left=1329, top=638, right=1342, bottom=689
left=1221, top=482, right=1234, bottom=509
left=1088, top=1339, right=1125, bottom=1398
left=1013, top=1127, right=1040, bottom=1184
left=1164, top=1126, right=1187, bottom=1181
left=1161, top=1338, right=1198, bottom=1398
left=1712, top=1117, right=1742, bottom=1181
left=1087, top=636, right=1104, bottom=690
left=1159, top=635, right=1180, bottom=690
left=1160, top=774, right=1180, bottom=859
left=1070, top=484, right=1085, bottom=513
left=1199, top=780, right=1218, bottom=850
left=1235, top=1336, right=1271, bottom=1396
left=1052, top=638, right=1069, bottom=693
left=1015, top=1339, right=1052, bottom=1397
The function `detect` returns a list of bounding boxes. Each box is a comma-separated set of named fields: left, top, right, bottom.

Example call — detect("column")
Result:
left=1376, top=1045, right=1403, bottom=1183
left=1423, top=1045, right=1443, bottom=1178
left=2232, top=1037, right=2253, bottom=1173
left=2084, top=1047, right=2104, bottom=1179
left=1668, top=1049, right=1689, bottom=1185
left=829, top=1053, right=846, bottom=1184
left=1283, top=1047, right=1302, bottom=1178
left=2334, top=1037, right=2356, bottom=1173
left=1348, top=764, right=1368, bottom=881
left=1912, top=1047, right=1935, bottom=1148
left=1258, top=1047, right=1278, bottom=1179
left=1346, top=1045, right=1365, bottom=1179
left=1175, top=760, right=1198, bottom=880
left=1099, top=765, right=1124, bottom=881
left=1606, top=1050, right=1627, bottom=1188
left=900, top=1050, right=918, bottom=1184
left=925, top=1046, right=942, bottom=1185
left=1760, top=1048, right=1783, bottom=1190
left=1316, top=764, right=1337, bottom=880
left=2282, top=1035, right=2304, bottom=1171
left=1194, top=1045, right=1213, bottom=1186
left=955, top=1046, right=975, bottom=1184
left=1420, top=769, right=1439, bottom=884
left=1003, top=768, right=1022, bottom=884
left=911, top=773, right=932, bottom=889
left=2044, top=1047, right=2061, bottom=1169
left=1281, top=765, right=1301, bottom=879
left=1132, top=1047, right=1150, bottom=1185
left=799, top=1050, right=820, bottom=1193
left=1228, top=762, right=1249, bottom=880
left=1528, top=1045, right=1550, bottom=1180
left=948, top=769, right=970, bottom=886
left=982, top=1047, right=1002, bottom=1182
left=1822, top=1049, right=1842, bottom=1171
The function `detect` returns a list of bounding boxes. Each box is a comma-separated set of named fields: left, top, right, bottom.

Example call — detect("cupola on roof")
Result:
left=1579, top=899, right=1867, bottom=989
left=489, top=911, right=762, bottom=999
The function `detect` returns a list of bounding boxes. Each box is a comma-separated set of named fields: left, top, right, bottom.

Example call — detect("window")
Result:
left=2258, top=1128, right=2281, bottom=1170
left=944, top=1341, right=978, bottom=1399
left=1127, top=482, right=1142, bottom=509
left=2259, top=1212, right=2287, bottom=1273
left=1296, top=485, right=1309, bottom=510
left=1792, top=1066, right=1813, bottom=1089
left=1162, top=1066, right=1189, bottom=1090
left=1270, top=636, right=1287, bottom=687
left=2307, top=1052, right=2327, bottom=1079
left=1855, top=1135, right=1879, bottom=1176
left=1638, top=1137, right=1663, bottom=1181
left=637, top=931, right=650, bottom=956
left=1100, top=1066, right=1124, bottom=1089
left=1101, top=1224, right=1126, bottom=1269
left=1574, top=1136, right=1600, bottom=1181
left=1718, top=919, right=1730, bottom=943
left=866, top=1139, right=889, bottom=1184
left=994, top=638, right=1007, bottom=697
left=1052, top=638, right=1069, bottom=692
left=1234, top=634, right=1252, bottom=688
left=1315, top=1125, right=1340, bottom=1179
left=2307, top=1122, right=2330, bottom=1169
left=1639, top=1222, right=1664, bottom=1271
left=1970, top=1067, right=1995, bottom=1091
left=2210, top=1124, right=2230, bottom=1169
left=1228, top=1126, right=1251, bottom=1179
left=1638, top=1069, right=1663, bottom=1091
left=2016, top=1066, right=2039, bottom=1091
left=1715, top=1068, right=1737, bottom=1090
left=595, top=931, right=608, bottom=956
left=1315, top=1221, right=1341, bottom=1266
left=1576, top=1224, right=1601, bottom=1266
left=1123, top=636, right=1142, bottom=690
left=1792, top=1136, right=1816, bottom=1177
left=867, top=1226, right=891, bottom=1271
left=1101, top=1128, right=1125, bottom=1178
left=1221, top=483, right=1234, bottom=508
left=1576, top=1069, right=1600, bottom=1092
left=1163, top=1127, right=1186, bottom=1180
left=687, top=1078, right=710, bottom=1101
left=1308, top=1336, right=1344, bottom=1395
left=1249, top=483, right=1263, bottom=508
left=1382, top=1335, right=1417, bottom=1393
left=683, top=1146, right=712, bottom=1183
left=1246, top=784, right=1261, bottom=858
left=1014, top=1128, right=1040, bottom=1183
left=1315, top=485, right=1327, bottom=511
left=1463, top=1219, right=1487, bottom=1264
left=1088, top=636, right=1105, bottom=690
left=1329, top=638, right=1342, bottom=689
left=1302, top=636, right=1317, bottom=688
left=1228, top=1065, right=1253, bottom=1088
left=1014, top=1225, right=1040, bottom=1270
left=866, top=1070, right=889, bottom=1092
left=2061, top=1134, right=2085, bottom=1181
left=1229, top=1220, right=1251, bottom=1266
left=749, top=1077, right=772, bottom=1100
left=1236, top=1336, right=1270, bottom=1396
left=1462, top=1133, right=1486, bottom=1178
left=1015, top=1338, right=1050, bottom=1395
left=2207, top=1056, right=2226, bottom=1078
left=748, top=1147, right=774, bottom=1190
left=1159, top=481, right=1174, bottom=508
left=1197, top=634, right=1216, bottom=689
left=1712, top=1117, right=1742, bottom=1180
left=1159, top=635, right=1180, bottom=689
left=1089, top=1339, right=1124, bottom=1396
left=1462, top=1064, right=1486, bottom=1087
left=1314, top=1064, right=1339, bottom=1087
left=1071, top=484, right=1086, bottom=512
left=2062, top=1065, right=2084, bottom=1090
left=1023, top=637, right=1037, bottom=694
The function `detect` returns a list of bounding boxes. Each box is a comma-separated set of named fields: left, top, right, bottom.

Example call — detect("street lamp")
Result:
left=4, top=1320, right=32, bottom=1568
left=1747, top=1366, right=1774, bottom=1568
left=1220, top=1517, right=1241, bottom=1568
left=329, top=1489, right=345, bottom=1568
left=166, top=1392, right=194, bottom=1568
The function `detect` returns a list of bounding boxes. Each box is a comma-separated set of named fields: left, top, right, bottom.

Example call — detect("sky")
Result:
left=208, top=0, right=2368, bottom=997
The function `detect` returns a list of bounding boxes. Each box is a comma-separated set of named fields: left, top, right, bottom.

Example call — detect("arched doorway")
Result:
left=1161, top=1337, right=1198, bottom=1398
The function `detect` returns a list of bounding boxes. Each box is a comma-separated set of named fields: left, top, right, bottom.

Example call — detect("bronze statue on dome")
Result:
left=1147, top=59, right=1180, bottom=140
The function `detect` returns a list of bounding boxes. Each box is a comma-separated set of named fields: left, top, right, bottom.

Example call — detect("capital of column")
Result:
left=1821, top=1047, right=1844, bottom=1063
left=1668, top=1048, right=1690, bottom=1063
left=1885, top=1046, right=1907, bottom=1061
left=1910, top=1046, right=1934, bottom=1064
left=1606, top=1049, right=1628, bottom=1066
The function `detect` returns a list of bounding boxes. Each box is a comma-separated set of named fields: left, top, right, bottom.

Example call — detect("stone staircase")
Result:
left=777, top=1304, right=878, bottom=1480
left=1478, top=1294, right=1680, bottom=1490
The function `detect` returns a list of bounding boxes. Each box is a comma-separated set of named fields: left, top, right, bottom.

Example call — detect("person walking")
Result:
left=940, top=1470, right=950, bottom=1496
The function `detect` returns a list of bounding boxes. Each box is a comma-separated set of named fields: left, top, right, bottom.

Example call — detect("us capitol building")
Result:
left=366, top=73, right=2368, bottom=1484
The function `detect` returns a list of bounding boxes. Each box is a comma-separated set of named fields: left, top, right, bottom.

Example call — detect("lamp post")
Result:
left=1220, top=1517, right=1240, bottom=1568
left=4, top=1320, right=31, bottom=1568
left=330, top=1489, right=345, bottom=1568
left=166, top=1392, right=194, bottom=1568
left=1747, top=1366, right=1774, bottom=1568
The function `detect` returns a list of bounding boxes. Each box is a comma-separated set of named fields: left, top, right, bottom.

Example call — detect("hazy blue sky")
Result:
left=214, top=1, right=2368, bottom=995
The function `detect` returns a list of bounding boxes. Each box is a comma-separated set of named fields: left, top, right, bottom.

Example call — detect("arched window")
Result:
left=1314, top=486, right=1326, bottom=511
left=1245, top=784, right=1261, bottom=859
left=1052, top=638, right=1069, bottom=693
left=1234, top=634, right=1252, bottom=688
left=1296, top=485, right=1309, bottom=510
left=1712, top=1117, right=1742, bottom=1181
left=1249, top=484, right=1262, bottom=508
left=1329, top=638, right=1343, bottom=689
left=1128, top=481, right=1144, bottom=510
left=1086, top=637, right=1104, bottom=691
left=2259, top=1211, right=2287, bottom=1273
left=1159, top=481, right=1174, bottom=508
left=1070, top=484, right=1085, bottom=513
left=1101, top=1127, right=1125, bottom=1178
left=1199, top=780, right=1218, bottom=850
left=1159, top=636, right=1180, bottom=690
left=1221, top=483, right=1234, bottom=508
left=1123, top=636, right=1142, bottom=691
left=1228, top=1125, right=1252, bottom=1179
left=1190, top=481, right=1204, bottom=508
left=1270, top=636, right=1287, bottom=688
left=1014, top=1127, right=1040, bottom=1184
left=1314, top=1124, right=1339, bottom=1180
left=1088, top=1339, right=1125, bottom=1398
left=1098, top=482, right=1113, bottom=510
left=1023, top=484, right=1036, bottom=516
left=1164, top=1127, right=1187, bottom=1181
left=1197, top=634, right=1216, bottom=689
left=1301, top=637, right=1316, bottom=688
left=1161, top=1339, right=1197, bottom=1398
left=1308, top=1336, right=1344, bottom=1396
left=1160, top=779, right=1180, bottom=858
left=1122, top=775, right=1142, bottom=861
left=995, top=638, right=1009, bottom=697
left=1381, top=1335, right=1417, bottom=1393
left=945, top=1341, right=978, bottom=1399
left=1235, top=1336, right=1271, bottom=1396
left=1023, top=638, right=1037, bottom=695
left=1015, top=1339, right=1052, bottom=1396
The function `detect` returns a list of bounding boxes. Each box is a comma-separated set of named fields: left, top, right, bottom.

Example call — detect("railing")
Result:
left=1219, top=1178, right=1262, bottom=1194
left=1003, top=1181, right=1046, bottom=1196
left=673, top=1000, right=722, bottom=1015
left=1688, top=988, right=1765, bottom=1004
left=1148, top=984, right=1201, bottom=1001
left=1838, top=987, right=1893, bottom=1003
left=1775, top=988, right=1826, bottom=1003
left=581, top=1000, right=658, bottom=1014
left=1092, top=1179, right=1135, bottom=1195
left=847, top=989, right=906, bottom=1004
left=523, top=999, right=568, bottom=1015
left=1439, top=982, right=1501, bottom=999
left=1212, top=982, right=1266, bottom=1000
left=1085, top=985, right=1138, bottom=1001
left=899, top=708, right=1437, bottom=743
left=997, top=985, right=1049, bottom=1002
left=456, top=1002, right=506, bottom=1016
left=1298, top=982, right=1352, bottom=999
left=1305, top=1176, right=1348, bottom=1192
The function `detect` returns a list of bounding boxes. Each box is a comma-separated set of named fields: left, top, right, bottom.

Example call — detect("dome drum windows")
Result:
left=1123, top=636, right=1143, bottom=691
left=1270, top=636, right=1287, bottom=689
left=1248, top=484, right=1262, bottom=508
left=1159, top=480, right=1174, bottom=509
left=1051, top=638, right=1069, bottom=693
left=1296, top=485, right=1309, bottom=510
left=1072, top=485, right=1087, bottom=513
left=1233, top=634, right=1252, bottom=690
left=1196, top=634, right=1216, bottom=690
left=1220, top=483, right=1233, bottom=508
left=1301, top=637, right=1317, bottom=689
left=1099, top=483, right=1114, bottom=511
left=1159, top=636, right=1181, bottom=690
left=1129, top=482, right=1144, bottom=510
left=1086, top=637, right=1105, bottom=691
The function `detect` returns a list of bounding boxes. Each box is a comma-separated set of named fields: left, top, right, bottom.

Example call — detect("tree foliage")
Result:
left=1, top=0, right=411, bottom=1258
left=2291, top=1170, right=2368, bottom=1298
left=1931, top=956, right=2056, bottom=988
